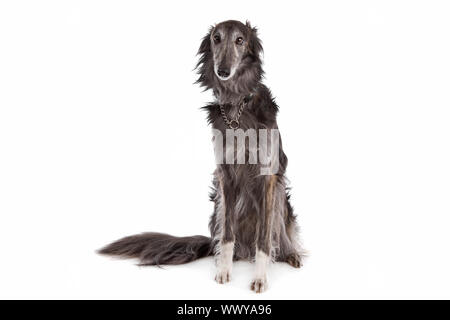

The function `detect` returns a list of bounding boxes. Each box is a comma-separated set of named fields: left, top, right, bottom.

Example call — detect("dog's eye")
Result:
left=213, top=34, right=221, bottom=43
left=236, top=37, right=244, bottom=45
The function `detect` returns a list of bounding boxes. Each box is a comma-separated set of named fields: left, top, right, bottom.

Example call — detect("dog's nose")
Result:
left=217, top=68, right=230, bottom=78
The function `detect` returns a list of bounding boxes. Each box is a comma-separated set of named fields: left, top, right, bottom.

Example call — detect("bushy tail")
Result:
left=98, top=232, right=214, bottom=266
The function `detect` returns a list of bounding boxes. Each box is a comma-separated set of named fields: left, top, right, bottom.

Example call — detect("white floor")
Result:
left=2, top=202, right=450, bottom=300
left=1, top=0, right=450, bottom=299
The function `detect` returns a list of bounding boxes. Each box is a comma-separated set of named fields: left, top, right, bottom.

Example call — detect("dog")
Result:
left=99, top=20, right=304, bottom=293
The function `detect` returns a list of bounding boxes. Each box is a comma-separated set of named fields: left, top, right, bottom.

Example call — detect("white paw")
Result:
left=250, top=277, right=268, bottom=293
left=215, top=268, right=231, bottom=284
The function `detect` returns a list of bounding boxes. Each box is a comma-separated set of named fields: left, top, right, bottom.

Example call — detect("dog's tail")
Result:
left=98, top=232, right=214, bottom=266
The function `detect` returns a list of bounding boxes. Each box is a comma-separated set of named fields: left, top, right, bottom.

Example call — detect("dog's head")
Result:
left=196, top=20, right=263, bottom=92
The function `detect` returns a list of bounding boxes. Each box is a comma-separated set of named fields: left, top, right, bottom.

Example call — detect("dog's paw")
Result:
left=286, top=252, right=303, bottom=268
left=215, top=269, right=231, bottom=284
left=250, top=277, right=268, bottom=293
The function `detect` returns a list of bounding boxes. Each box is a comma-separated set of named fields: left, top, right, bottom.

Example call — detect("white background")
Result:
left=1, top=0, right=450, bottom=299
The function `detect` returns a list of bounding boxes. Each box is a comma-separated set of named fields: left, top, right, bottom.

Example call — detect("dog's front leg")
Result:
left=215, top=179, right=235, bottom=284
left=251, top=175, right=277, bottom=293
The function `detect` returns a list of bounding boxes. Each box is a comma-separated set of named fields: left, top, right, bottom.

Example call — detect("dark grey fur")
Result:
left=99, top=233, right=213, bottom=265
left=99, top=20, right=303, bottom=272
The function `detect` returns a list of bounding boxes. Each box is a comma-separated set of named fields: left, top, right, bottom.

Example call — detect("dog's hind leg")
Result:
left=283, top=194, right=304, bottom=268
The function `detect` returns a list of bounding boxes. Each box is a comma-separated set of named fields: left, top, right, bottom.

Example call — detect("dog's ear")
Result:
left=246, top=21, right=263, bottom=57
left=197, top=26, right=213, bottom=56
left=195, top=26, right=214, bottom=87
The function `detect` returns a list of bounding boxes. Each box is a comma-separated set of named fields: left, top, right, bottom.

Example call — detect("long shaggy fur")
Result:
left=98, top=233, right=214, bottom=266
left=98, top=20, right=303, bottom=276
